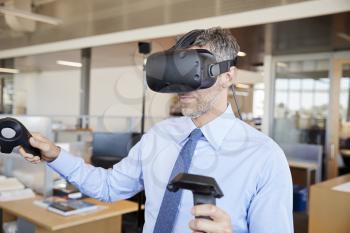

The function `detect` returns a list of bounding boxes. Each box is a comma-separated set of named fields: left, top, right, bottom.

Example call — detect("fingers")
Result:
left=19, top=147, right=41, bottom=164
left=190, top=205, right=232, bottom=233
left=31, top=133, right=49, bottom=142
left=191, top=204, right=229, bottom=221
left=29, top=137, right=50, bottom=152
left=189, top=218, right=219, bottom=233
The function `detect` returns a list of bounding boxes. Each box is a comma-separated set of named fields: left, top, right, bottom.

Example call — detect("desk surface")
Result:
left=340, top=149, right=350, bottom=157
left=288, top=160, right=318, bottom=170
left=0, top=197, right=138, bottom=231
left=312, top=174, right=350, bottom=190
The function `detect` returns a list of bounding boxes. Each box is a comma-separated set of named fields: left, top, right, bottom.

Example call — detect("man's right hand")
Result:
left=19, top=133, right=60, bottom=164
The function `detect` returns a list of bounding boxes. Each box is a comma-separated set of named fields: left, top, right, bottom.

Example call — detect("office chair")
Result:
left=280, top=143, right=323, bottom=183
left=339, top=139, right=350, bottom=175
left=91, top=132, right=143, bottom=233
left=91, top=132, right=141, bottom=169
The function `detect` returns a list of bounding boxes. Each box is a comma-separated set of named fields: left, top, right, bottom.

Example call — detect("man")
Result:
left=20, top=27, right=293, bottom=233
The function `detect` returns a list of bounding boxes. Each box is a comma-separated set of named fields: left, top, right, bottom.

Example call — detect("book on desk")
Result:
left=34, top=197, right=99, bottom=216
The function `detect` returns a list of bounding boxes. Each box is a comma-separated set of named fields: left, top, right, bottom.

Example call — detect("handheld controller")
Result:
left=0, top=117, right=41, bottom=157
left=167, top=173, right=224, bottom=221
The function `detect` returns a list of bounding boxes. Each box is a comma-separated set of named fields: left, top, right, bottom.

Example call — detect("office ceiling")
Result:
left=0, top=0, right=347, bottom=74
left=14, top=36, right=176, bottom=72
left=0, top=0, right=310, bottom=50
left=10, top=12, right=350, bottom=74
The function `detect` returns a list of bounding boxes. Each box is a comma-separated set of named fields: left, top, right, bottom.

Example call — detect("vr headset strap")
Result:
left=209, top=57, right=238, bottom=78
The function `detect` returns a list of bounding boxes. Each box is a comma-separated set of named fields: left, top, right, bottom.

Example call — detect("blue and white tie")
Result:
left=153, top=128, right=203, bottom=233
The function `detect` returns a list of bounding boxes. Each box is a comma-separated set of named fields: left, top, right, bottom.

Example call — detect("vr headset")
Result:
left=145, top=30, right=237, bottom=93
left=146, top=49, right=237, bottom=93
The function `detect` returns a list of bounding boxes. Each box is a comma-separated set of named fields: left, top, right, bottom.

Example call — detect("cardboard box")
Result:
left=309, top=174, right=350, bottom=233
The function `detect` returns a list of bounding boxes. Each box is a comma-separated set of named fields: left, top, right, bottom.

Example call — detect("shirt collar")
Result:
left=177, top=105, right=237, bottom=150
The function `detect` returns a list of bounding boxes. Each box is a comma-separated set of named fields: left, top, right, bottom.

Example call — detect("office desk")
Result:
left=309, top=174, right=350, bottom=233
left=0, top=196, right=138, bottom=233
left=288, top=160, right=319, bottom=188
left=340, top=149, right=350, bottom=157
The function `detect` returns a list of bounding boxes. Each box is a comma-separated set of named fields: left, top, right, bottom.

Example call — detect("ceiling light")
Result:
left=277, top=62, right=288, bottom=68
left=237, top=51, right=247, bottom=57
left=0, top=68, right=19, bottom=74
left=0, top=7, right=62, bottom=25
left=57, top=60, right=82, bottom=68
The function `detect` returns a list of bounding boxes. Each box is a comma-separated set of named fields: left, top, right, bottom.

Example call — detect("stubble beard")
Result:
left=180, top=91, right=221, bottom=118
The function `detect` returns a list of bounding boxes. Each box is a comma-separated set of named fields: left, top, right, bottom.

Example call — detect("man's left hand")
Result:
left=189, top=204, right=233, bottom=233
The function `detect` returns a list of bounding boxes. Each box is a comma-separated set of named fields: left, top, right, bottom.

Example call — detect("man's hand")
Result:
left=189, top=204, right=233, bottom=233
left=19, top=133, right=60, bottom=164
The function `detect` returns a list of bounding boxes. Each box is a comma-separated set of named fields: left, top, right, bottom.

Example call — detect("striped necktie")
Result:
left=153, top=128, right=203, bottom=233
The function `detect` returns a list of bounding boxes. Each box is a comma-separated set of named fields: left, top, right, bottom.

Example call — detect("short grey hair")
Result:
left=176, top=27, right=240, bottom=62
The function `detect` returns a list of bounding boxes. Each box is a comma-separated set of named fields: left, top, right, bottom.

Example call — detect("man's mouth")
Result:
left=179, top=94, right=195, bottom=103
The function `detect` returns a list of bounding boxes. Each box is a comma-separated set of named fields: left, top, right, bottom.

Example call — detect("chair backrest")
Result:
left=92, top=132, right=140, bottom=158
left=280, top=143, right=323, bottom=182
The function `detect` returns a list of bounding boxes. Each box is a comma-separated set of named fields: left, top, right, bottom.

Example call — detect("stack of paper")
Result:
left=0, top=189, right=35, bottom=201
left=332, top=182, right=350, bottom=193
left=0, top=177, right=35, bottom=201
left=0, top=177, right=25, bottom=192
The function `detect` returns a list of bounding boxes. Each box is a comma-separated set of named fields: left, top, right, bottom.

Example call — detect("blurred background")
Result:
left=0, top=1, right=349, bottom=233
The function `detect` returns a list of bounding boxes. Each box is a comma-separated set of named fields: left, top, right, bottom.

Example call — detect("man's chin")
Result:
left=181, top=108, right=202, bottom=118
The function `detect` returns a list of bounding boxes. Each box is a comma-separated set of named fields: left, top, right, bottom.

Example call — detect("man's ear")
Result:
left=219, top=67, right=236, bottom=88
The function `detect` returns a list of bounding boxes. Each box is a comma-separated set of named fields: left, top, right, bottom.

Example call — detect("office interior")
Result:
left=0, top=0, right=349, bottom=233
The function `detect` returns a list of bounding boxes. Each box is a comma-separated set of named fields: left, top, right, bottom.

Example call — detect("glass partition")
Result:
left=272, top=58, right=330, bottom=146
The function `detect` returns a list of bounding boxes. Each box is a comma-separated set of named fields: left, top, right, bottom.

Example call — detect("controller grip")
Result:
left=22, top=140, right=41, bottom=158
left=193, top=193, right=215, bottom=221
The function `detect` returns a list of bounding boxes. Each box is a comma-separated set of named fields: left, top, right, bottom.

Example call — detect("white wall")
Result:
left=14, top=70, right=80, bottom=116
left=90, top=66, right=173, bottom=132
left=13, top=66, right=173, bottom=132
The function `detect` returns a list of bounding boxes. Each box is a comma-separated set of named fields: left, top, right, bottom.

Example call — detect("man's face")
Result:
left=178, top=45, right=226, bottom=118
left=178, top=78, right=223, bottom=118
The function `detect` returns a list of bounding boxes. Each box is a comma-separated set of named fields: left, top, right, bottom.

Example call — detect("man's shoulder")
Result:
left=226, top=119, right=285, bottom=158
left=227, top=119, right=271, bottom=144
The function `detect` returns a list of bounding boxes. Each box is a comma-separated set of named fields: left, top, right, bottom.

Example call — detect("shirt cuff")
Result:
left=47, top=149, right=81, bottom=177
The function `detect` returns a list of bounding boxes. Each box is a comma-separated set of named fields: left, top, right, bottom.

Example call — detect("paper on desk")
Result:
left=0, top=188, right=35, bottom=201
left=332, top=182, right=350, bottom=193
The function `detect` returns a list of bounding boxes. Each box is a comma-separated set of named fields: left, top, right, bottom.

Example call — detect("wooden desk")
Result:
left=309, top=174, right=350, bottom=233
left=340, top=149, right=350, bottom=157
left=0, top=196, right=138, bottom=233
left=288, top=160, right=319, bottom=188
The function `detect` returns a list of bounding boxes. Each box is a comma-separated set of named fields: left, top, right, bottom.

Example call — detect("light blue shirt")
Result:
left=48, top=105, right=293, bottom=233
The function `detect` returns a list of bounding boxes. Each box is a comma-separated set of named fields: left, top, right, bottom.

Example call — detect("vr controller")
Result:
left=167, top=173, right=224, bottom=221
left=0, top=117, right=41, bottom=157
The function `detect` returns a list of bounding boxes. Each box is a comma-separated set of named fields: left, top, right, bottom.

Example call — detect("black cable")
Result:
left=230, top=84, right=242, bottom=120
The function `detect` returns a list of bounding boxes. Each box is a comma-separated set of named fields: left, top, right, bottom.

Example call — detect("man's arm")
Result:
left=19, top=133, right=144, bottom=202
left=247, top=142, right=294, bottom=233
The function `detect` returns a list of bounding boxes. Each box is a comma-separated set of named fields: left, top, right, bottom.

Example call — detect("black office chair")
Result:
left=339, top=138, right=350, bottom=175
left=91, top=132, right=143, bottom=233
left=91, top=132, right=141, bottom=169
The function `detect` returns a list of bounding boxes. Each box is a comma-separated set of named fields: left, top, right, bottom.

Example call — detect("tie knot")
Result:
left=189, top=128, right=203, bottom=141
